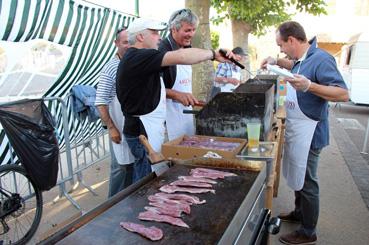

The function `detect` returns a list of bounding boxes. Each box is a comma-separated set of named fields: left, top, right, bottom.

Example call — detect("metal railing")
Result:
left=45, top=96, right=110, bottom=210
left=0, top=96, right=111, bottom=211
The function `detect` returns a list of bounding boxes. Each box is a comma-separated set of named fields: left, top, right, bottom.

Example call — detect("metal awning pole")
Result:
left=135, top=0, right=139, bottom=16
left=361, top=115, right=369, bottom=154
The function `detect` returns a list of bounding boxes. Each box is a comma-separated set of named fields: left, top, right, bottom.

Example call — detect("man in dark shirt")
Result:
left=116, top=18, right=234, bottom=182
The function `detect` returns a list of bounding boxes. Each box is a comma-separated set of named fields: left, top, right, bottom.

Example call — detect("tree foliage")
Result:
left=211, top=0, right=327, bottom=36
left=211, top=30, right=220, bottom=49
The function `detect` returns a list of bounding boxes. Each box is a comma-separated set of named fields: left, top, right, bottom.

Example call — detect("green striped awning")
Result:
left=0, top=0, right=139, bottom=164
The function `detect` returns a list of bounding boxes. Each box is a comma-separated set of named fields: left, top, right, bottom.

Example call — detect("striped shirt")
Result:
left=214, top=62, right=241, bottom=87
left=95, top=56, right=120, bottom=105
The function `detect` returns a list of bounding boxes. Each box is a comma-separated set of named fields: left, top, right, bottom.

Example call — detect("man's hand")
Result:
left=214, top=49, right=236, bottom=63
left=228, top=78, right=240, bottom=86
left=174, top=91, right=198, bottom=106
left=285, top=74, right=311, bottom=92
left=109, top=125, right=121, bottom=144
left=97, top=105, right=121, bottom=144
left=260, top=56, right=277, bottom=69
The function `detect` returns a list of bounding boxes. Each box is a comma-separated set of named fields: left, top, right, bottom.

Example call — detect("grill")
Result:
left=41, top=161, right=280, bottom=245
left=193, top=82, right=274, bottom=141
left=237, top=75, right=279, bottom=111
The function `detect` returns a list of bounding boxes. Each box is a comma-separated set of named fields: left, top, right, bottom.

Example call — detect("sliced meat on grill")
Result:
left=169, top=180, right=213, bottom=188
left=120, top=222, right=163, bottom=241
left=139, top=210, right=189, bottom=228
left=178, top=176, right=217, bottom=184
left=145, top=206, right=182, bottom=218
left=154, top=192, right=206, bottom=205
left=160, top=184, right=215, bottom=194
left=149, top=201, right=190, bottom=215
left=190, top=172, right=223, bottom=180
left=191, top=167, right=237, bottom=177
left=148, top=195, right=191, bottom=213
left=190, top=168, right=237, bottom=179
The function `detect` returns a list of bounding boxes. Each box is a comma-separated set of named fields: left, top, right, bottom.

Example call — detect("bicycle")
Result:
left=0, top=164, right=43, bottom=244
left=0, top=99, right=59, bottom=244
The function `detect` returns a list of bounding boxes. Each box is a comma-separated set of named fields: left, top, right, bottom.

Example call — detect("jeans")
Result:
left=124, top=134, right=152, bottom=183
left=293, top=147, right=322, bottom=237
left=108, top=140, right=133, bottom=198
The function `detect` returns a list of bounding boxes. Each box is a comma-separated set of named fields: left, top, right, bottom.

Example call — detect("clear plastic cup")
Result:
left=247, top=122, right=261, bottom=151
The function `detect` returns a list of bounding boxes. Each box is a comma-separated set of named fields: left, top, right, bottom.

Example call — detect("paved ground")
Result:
left=30, top=160, right=110, bottom=244
left=30, top=103, right=369, bottom=244
left=330, top=102, right=369, bottom=209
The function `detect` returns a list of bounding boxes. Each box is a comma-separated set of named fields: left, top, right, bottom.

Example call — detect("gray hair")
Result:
left=127, top=30, right=148, bottom=45
left=168, top=9, right=199, bottom=31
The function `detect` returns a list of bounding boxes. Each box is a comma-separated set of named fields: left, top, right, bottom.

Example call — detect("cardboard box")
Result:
left=162, top=135, right=247, bottom=160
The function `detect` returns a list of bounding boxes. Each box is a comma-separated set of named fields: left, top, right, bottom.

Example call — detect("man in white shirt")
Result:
left=95, top=28, right=134, bottom=197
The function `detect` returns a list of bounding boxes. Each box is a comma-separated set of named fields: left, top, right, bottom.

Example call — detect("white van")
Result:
left=339, top=32, right=369, bottom=105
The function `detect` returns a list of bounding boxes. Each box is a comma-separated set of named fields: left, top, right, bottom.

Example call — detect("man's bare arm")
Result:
left=96, top=105, right=121, bottom=143
left=162, top=48, right=234, bottom=67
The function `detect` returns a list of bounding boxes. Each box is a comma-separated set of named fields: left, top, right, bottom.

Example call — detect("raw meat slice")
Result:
left=192, top=167, right=237, bottom=177
left=120, top=222, right=163, bottom=241
left=178, top=176, right=217, bottom=184
left=155, top=192, right=206, bottom=205
left=190, top=168, right=237, bottom=179
left=190, top=172, right=223, bottom=180
left=148, top=195, right=191, bottom=213
left=160, top=184, right=215, bottom=194
left=149, top=201, right=190, bottom=215
left=139, top=210, right=189, bottom=228
left=169, top=180, right=212, bottom=188
left=145, top=206, right=182, bottom=218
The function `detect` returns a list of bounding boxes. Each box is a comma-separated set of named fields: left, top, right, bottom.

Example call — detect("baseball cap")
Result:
left=232, top=47, right=247, bottom=56
left=127, top=18, right=167, bottom=34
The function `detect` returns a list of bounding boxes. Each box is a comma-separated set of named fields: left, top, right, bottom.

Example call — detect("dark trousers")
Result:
left=294, top=147, right=322, bottom=236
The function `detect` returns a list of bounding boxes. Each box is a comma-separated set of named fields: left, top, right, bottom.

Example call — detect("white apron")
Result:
left=166, top=64, right=195, bottom=140
left=139, top=79, right=166, bottom=153
left=109, top=96, right=135, bottom=165
left=221, top=69, right=241, bottom=92
left=282, top=82, right=318, bottom=190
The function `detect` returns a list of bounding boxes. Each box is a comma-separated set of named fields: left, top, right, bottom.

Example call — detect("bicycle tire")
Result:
left=0, top=164, right=43, bottom=244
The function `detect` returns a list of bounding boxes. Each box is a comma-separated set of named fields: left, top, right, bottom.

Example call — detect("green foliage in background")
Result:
left=211, top=0, right=327, bottom=36
left=210, top=30, right=220, bottom=49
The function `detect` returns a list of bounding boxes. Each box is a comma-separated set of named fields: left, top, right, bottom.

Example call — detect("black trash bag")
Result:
left=0, top=99, right=59, bottom=191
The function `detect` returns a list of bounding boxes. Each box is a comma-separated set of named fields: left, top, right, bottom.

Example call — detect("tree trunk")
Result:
left=186, top=0, right=214, bottom=101
left=231, top=19, right=252, bottom=82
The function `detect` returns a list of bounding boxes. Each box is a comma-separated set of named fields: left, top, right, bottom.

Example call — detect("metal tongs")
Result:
left=219, top=48, right=262, bottom=82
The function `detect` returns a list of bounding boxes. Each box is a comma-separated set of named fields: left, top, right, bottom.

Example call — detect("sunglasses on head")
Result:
left=172, top=8, right=191, bottom=20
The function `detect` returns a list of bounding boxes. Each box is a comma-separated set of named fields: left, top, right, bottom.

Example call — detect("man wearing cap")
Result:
left=116, top=18, right=235, bottom=182
left=158, top=9, right=199, bottom=141
left=210, top=47, right=247, bottom=98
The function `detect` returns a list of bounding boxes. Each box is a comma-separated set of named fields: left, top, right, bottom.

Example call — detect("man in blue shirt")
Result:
left=261, top=21, right=349, bottom=245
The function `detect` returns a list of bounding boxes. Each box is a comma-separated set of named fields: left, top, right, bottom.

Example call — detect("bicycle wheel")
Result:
left=0, top=164, right=43, bottom=244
